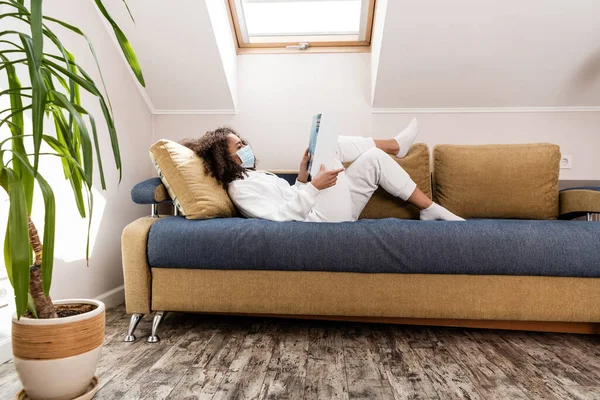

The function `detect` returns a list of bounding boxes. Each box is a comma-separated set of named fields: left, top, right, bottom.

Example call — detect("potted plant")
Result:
left=0, top=0, right=144, bottom=398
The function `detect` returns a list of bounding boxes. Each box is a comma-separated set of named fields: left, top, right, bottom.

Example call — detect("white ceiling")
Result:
left=103, top=0, right=600, bottom=111
left=102, top=0, right=235, bottom=111
left=372, top=0, right=600, bottom=108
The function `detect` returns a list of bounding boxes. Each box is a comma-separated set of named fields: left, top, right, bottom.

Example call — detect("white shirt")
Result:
left=227, top=170, right=320, bottom=222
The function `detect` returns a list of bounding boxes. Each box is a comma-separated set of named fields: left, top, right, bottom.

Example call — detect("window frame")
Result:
left=226, top=0, right=376, bottom=53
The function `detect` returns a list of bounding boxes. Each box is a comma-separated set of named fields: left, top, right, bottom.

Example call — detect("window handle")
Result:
left=286, top=43, right=310, bottom=50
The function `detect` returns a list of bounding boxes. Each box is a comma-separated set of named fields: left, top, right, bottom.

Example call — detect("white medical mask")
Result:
left=236, top=145, right=255, bottom=168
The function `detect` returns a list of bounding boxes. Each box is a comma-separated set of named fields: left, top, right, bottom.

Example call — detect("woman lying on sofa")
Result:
left=181, top=119, right=464, bottom=222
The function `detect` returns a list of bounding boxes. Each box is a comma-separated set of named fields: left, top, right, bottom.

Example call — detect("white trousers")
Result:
left=311, top=136, right=418, bottom=222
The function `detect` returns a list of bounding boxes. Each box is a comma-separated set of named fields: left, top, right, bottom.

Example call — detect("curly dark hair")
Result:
left=180, top=127, right=252, bottom=187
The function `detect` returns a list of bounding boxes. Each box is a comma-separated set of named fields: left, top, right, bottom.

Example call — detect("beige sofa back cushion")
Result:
left=149, top=139, right=237, bottom=219
left=344, top=143, right=432, bottom=220
left=433, top=143, right=560, bottom=220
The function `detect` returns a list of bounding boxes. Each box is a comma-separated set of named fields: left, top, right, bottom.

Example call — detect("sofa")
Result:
left=121, top=142, right=600, bottom=343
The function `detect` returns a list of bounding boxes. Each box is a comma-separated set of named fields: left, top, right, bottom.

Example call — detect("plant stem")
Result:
left=27, top=217, right=57, bottom=319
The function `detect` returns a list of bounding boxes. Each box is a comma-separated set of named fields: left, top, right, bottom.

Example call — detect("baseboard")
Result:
left=0, top=336, right=11, bottom=364
left=95, top=285, right=125, bottom=309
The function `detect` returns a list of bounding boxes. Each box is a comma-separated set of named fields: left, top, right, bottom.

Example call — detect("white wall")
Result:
left=0, top=0, right=153, bottom=302
left=155, top=53, right=600, bottom=180
left=155, top=53, right=372, bottom=170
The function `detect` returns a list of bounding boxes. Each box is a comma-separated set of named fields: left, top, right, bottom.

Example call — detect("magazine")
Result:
left=307, top=113, right=340, bottom=177
left=307, top=113, right=322, bottom=175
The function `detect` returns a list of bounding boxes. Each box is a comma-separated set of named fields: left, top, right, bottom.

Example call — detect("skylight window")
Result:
left=227, top=0, right=376, bottom=51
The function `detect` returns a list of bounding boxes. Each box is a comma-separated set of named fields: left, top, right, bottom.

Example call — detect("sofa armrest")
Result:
left=131, top=177, right=171, bottom=205
left=559, top=187, right=600, bottom=219
left=122, top=216, right=163, bottom=314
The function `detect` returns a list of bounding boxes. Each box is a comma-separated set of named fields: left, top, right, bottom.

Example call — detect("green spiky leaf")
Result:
left=18, top=33, right=46, bottom=175
left=94, top=0, right=145, bottom=86
left=1, top=168, right=30, bottom=318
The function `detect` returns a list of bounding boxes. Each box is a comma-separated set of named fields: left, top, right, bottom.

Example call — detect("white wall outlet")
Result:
left=560, top=154, right=573, bottom=169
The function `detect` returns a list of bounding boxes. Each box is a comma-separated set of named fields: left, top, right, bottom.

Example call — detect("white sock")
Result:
left=394, top=117, right=419, bottom=158
left=420, top=203, right=466, bottom=221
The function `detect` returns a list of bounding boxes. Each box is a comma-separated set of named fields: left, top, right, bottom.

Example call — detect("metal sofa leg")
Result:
left=123, top=313, right=144, bottom=342
left=147, top=311, right=165, bottom=343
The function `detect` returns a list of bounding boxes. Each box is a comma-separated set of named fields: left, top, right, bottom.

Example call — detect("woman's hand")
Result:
left=311, top=164, right=345, bottom=190
left=298, top=148, right=310, bottom=183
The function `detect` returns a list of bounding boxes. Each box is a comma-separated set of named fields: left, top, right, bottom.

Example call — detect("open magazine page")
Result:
left=307, top=113, right=321, bottom=175
left=309, top=114, right=340, bottom=177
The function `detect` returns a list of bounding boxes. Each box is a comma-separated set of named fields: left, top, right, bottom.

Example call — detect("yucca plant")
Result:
left=0, top=0, right=144, bottom=319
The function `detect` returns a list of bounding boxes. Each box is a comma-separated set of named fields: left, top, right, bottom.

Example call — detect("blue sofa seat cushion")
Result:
left=147, top=218, right=600, bottom=277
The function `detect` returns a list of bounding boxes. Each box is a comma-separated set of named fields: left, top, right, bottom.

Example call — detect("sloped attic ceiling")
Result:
left=102, top=0, right=600, bottom=111
left=372, top=0, right=600, bottom=108
left=100, top=0, right=236, bottom=112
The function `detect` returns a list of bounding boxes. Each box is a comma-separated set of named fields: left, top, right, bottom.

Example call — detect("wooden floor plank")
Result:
left=469, top=330, right=575, bottom=400
left=0, top=360, right=16, bottom=389
left=565, top=332, right=600, bottom=354
left=120, top=315, right=220, bottom=399
left=503, top=331, right=597, bottom=386
left=404, top=328, right=485, bottom=400
left=0, top=360, right=21, bottom=398
left=2, top=305, right=600, bottom=400
left=375, top=326, right=439, bottom=400
left=342, top=325, right=394, bottom=400
left=95, top=317, right=153, bottom=378
left=0, top=379, right=21, bottom=399
left=257, top=321, right=309, bottom=400
left=166, top=323, right=247, bottom=400
left=560, top=386, right=600, bottom=399
left=95, top=313, right=193, bottom=400
left=210, top=321, right=278, bottom=399
left=435, top=329, right=530, bottom=400
left=534, top=333, right=600, bottom=382
left=304, top=323, right=350, bottom=400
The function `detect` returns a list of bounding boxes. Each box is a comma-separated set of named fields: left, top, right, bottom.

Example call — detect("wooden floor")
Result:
left=1, top=304, right=600, bottom=399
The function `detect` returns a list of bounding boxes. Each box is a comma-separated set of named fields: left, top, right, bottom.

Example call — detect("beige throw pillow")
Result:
left=433, top=143, right=560, bottom=219
left=149, top=139, right=237, bottom=219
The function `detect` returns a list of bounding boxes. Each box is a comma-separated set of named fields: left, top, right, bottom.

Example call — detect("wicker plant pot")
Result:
left=11, top=299, right=105, bottom=400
